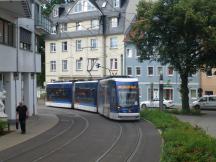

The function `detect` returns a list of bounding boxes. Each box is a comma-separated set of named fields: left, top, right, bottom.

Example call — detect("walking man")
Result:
left=16, top=102, right=28, bottom=134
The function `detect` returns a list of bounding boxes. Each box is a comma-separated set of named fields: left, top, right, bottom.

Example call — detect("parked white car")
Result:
left=140, top=98, right=174, bottom=109
left=192, top=95, right=216, bottom=110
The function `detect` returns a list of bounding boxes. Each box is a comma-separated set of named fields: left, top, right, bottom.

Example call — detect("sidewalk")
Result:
left=0, top=105, right=58, bottom=151
left=176, top=110, right=216, bottom=138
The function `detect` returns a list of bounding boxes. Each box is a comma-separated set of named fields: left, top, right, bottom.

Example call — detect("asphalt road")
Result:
left=0, top=107, right=161, bottom=162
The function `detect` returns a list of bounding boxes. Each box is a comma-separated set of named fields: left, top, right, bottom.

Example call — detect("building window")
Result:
left=111, top=17, right=118, bottom=28
left=76, top=40, right=82, bottom=51
left=126, top=49, right=132, bottom=57
left=53, top=8, right=58, bottom=17
left=205, top=91, right=213, bottom=95
left=62, top=41, right=67, bottom=51
left=20, top=27, right=31, bottom=51
left=87, top=58, right=98, bottom=71
left=190, top=89, right=197, bottom=99
left=74, top=1, right=82, bottom=12
left=135, top=49, right=140, bottom=57
left=113, top=0, right=120, bottom=8
left=60, top=23, right=67, bottom=32
left=91, top=19, right=99, bottom=29
left=164, top=88, right=173, bottom=100
left=102, top=1, right=107, bottom=7
left=148, top=88, right=159, bottom=100
left=76, top=22, right=82, bottom=31
left=50, top=43, right=56, bottom=52
left=148, top=67, right=154, bottom=76
left=167, top=66, right=174, bottom=76
left=206, top=68, right=212, bottom=77
left=90, top=39, right=97, bottom=49
left=0, top=19, right=13, bottom=46
left=157, top=67, right=163, bottom=76
left=62, top=60, right=68, bottom=71
left=110, top=58, right=117, bottom=70
left=110, top=37, right=117, bottom=48
left=136, top=67, right=141, bottom=76
left=50, top=61, right=56, bottom=72
left=127, top=67, right=132, bottom=75
left=51, top=26, right=56, bottom=34
left=76, top=59, right=82, bottom=70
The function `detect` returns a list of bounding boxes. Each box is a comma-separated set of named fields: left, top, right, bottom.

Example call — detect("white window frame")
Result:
left=50, top=43, right=56, bottom=53
left=113, top=0, right=120, bottom=8
left=87, top=58, right=98, bottom=71
left=51, top=26, right=56, bottom=34
left=60, top=23, right=67, bottom=32
left=91, top=19, right=99, bottom=29
left=147, top=66, right=154, bottom=76
left=111, top=17, right=118, bottom=28
left=110, top=37, right=118, bottom=48
left=136, top=67, right=141, bottom=76
left=50, top=61, right=56, bottom=72
left=163, top=88, right=174, bottom=100
left=102, top=1, right=107, bottom=7
left=62, top=60, right=68, bottom=72
left=76, top=22, right=82, bottom=31
left=126, top=48, right=132, bottom=58
left=127, top=66, right=132, bottom=76
left=90, top=39, right=97, bottom=49
left=157, top=66, right=163, bottom=76
left=167, top=66, right=174, bottom=76
left=62, top=41, right=67, bottom=52
left=76, top=40, right=82, bottom=51
left=76, top=59, right=82, bottom=70
left=53, top=8, right=58, bottom=17
left=147, top=88, right=159, bottom=100
left=110, top=58, right=118, bottom=70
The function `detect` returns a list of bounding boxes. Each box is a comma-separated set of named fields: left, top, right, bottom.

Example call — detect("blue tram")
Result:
left=46, top=82, right=73, bottom=108
left=97, top=77, right=140, bottom=120
left=45, top=77, right=140, bottom=120
left=74, top=81, right=98, bottom=112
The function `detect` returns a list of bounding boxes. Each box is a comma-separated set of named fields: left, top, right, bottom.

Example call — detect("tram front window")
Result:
left=118, top=90, right=138, bottom=107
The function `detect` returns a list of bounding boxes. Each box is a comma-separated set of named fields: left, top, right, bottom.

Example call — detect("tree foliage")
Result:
left=132, top=0, right=216, bottom=111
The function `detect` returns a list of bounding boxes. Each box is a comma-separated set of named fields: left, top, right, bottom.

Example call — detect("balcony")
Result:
left=35, top=14, right=51, bottom=35
left=0, top=0, right=31, bottom=18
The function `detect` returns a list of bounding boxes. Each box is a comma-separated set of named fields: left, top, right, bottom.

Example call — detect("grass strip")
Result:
left=141, top=109, right=216, bottom=162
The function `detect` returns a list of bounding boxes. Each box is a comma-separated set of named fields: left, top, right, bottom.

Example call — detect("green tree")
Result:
left=132, top=0, right=216, bottom=112
left=43, top=0, right=65, bottom=16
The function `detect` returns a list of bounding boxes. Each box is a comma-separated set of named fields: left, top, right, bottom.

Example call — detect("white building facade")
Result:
left=0, top=0, right=51, bottom=120
left=45, top=0, right=140, bottom=82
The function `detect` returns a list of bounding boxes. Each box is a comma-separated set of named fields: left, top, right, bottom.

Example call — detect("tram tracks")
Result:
left=95, top=122, right=143, bottom=162
left=1, top=114, right=89, bottom=162
left=126, top=125, right=143, bottom=162
left=1, top=115, right=75, bottom=162
left=31, top=114, right=89, bottom=162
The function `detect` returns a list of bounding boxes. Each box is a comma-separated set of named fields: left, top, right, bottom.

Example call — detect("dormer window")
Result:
left=53, top=8, right=58, bottom=17
left=73, top=0, right=96, bottom=13
left=113, top=0, right=120, bottom=8
left=102, top=2, right=107, bottom=8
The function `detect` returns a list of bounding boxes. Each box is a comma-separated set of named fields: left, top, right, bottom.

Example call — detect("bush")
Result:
left=0, top=120, right=7, bottom=135
left=141, top=109, right=216, bottom=162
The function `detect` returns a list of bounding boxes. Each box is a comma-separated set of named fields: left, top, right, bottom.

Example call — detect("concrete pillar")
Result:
left=4, top=72, right=21, bottom=120
left=23, top=73, right=37, bottom=116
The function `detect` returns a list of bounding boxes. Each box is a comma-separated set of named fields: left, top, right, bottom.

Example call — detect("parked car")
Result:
left=192, top=95, right=216, bottom=110
left=140, top=98, right=174, bottom=109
